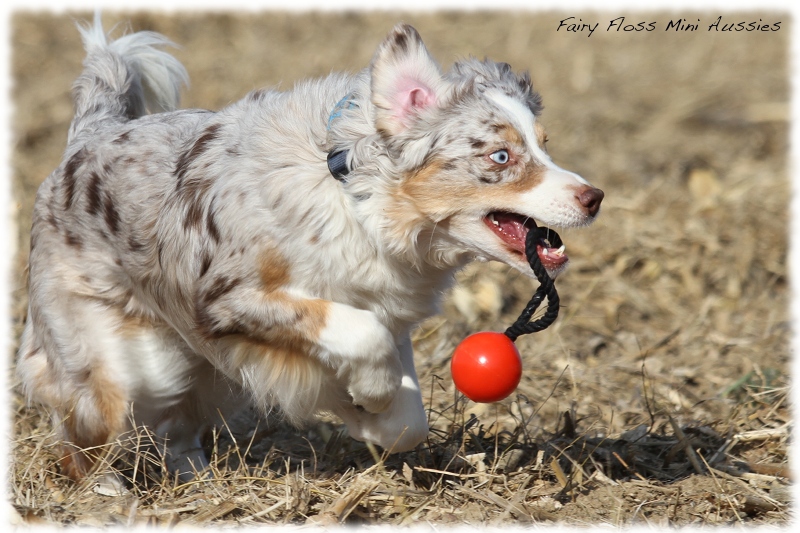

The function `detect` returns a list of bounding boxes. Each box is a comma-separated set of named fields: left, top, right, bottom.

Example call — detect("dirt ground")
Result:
left=8, top=10, right=791, bottom=527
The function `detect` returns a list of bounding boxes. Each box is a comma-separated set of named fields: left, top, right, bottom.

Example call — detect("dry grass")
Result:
left=8, top=10, right=791, bottom=527
left=10, top=382, right=791, bottom=526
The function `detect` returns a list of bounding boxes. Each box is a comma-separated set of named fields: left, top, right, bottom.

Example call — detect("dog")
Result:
left=16, top=16, right=603, bottom=481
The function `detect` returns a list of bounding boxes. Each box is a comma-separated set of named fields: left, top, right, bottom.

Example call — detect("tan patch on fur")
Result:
left=227, top=339, right=326, bottom=425
left=400, top=160, right=468, bottom=216
left=296, top=298, right=328, bottom=341
left=257, top=246, right=328, bottom=341
left=59, top=443, right=93, bottom=481
left=59, top=364, right=128, bottom=480
left=268, top=292, right=329, bottom=346
left=497, top=124, right=524, bottom=147
left=534, top=122, right=548, bottom=150
left=400, top=157, right=547, bottom=219
left=501, top=162, right=546, bottom=194
left=232, top=339, right=313, bottom=377
left=259, top=248, right=291, bottom=293
left=116, top=313, right=155, bottom=337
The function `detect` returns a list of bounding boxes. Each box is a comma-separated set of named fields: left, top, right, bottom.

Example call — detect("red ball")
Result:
left=451, top=332, right=522, bottom=403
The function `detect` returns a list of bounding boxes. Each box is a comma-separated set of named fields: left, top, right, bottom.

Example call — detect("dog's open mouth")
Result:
left=483, top=211, right=568, bottom=271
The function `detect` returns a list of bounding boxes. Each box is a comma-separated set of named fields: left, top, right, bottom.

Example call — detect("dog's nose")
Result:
left=578, top=187, right=604, bottom=217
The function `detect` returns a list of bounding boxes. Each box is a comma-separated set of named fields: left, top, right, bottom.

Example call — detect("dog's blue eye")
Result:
left=489, top=149, right=509, bottom=165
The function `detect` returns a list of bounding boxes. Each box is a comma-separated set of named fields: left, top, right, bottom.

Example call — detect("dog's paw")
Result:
left=337, top=372, right=429, bottom=452
left=318, top=304, right=403, bottom=413
left=347, top=353, right=403, bottom=413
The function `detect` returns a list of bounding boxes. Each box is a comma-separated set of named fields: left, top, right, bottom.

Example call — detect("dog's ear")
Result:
left=370, top=24, right=444, bottom=137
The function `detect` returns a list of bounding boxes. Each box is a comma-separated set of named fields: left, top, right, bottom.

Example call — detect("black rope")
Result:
left=504, top=225, right=563, bottom=342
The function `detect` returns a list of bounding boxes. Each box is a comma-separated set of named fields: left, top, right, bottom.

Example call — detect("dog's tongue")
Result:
left=487, top=212, right=569, bottom=270
left=492, top=212, right=530, bottom=250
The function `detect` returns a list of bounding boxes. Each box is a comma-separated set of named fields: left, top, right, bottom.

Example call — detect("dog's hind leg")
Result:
left=16, top=300, right=131, bottom=481
left=17, top=287, right=231, bottom=482
left=149, top=361, right=246, bottom=481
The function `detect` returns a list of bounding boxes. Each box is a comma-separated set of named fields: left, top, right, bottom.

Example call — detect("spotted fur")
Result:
left=17, top=18, right=603, bottom=481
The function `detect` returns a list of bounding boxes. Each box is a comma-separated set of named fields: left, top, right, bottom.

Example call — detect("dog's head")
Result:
left=363, top=24, right=603, bottom=278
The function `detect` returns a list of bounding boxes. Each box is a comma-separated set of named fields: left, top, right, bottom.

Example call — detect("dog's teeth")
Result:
left=542, top=248, right=550, bottom=255
left=489, top=214, right=499, bottom=226
left=555, top=245, right=566, bottom=256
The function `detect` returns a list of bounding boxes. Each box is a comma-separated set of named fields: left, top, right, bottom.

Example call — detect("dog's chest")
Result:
left=295, top=244, right=454, bottom=334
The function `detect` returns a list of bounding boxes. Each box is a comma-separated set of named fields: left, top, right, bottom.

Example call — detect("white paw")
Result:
left=318, top=305, right=402, bottom=413
left=338, top=378, right=429, bottom=451
left=347, top=354, right=403, bottom=413
left=93, top=472, right=130, bottom=496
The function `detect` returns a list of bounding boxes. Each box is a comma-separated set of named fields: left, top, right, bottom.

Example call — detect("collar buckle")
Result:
left=326, top=149, right=350, bottom=182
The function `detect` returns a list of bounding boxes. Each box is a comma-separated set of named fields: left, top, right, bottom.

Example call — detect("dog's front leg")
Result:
left=195, top=282, right=402, bottom=414
left=333, top=334, right=429, bottom=452
left=316, top=300, right=404, bottom=413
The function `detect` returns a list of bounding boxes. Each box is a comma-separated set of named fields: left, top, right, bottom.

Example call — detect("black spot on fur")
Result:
left=517, top=71, right=532, bottom=92
left=441, top=160, right=457, bottom=171
left=65, top=230, right=83, bottom=249
left=63, top=147, right=87, bottom=209
left=77, top=367, right=93, bottom=383
left=249, top=89, right=266, bottom=101
left=525, top=91, right=543, bottom=116
left=199, top=253, right=213, bottom=278
left=207, top=321, right=249, bottom=338
left=112, top=131, right=132, bottom=144
left=194, top=307, right=246, bottom=339
left=157, top=241, right=164, bottom=269
left=478, top=174, right=503, bottom=184
left=103, top=194, right=120, bottom=235
left=393, top=31, right=409, bottom=53
left=128, top=235, right=145, bottom=253
left=470, top=138, right=486, bottom=150
left=175, top=123, right=222, bottom=187
left=102, top=159, right=118, bottom=176
left=194, top=308, right=214, bottom=336
left=206, top=202, right=220, bottom=243
left=86, top=172, right=103, bottom=215
left=183, top=199, right=204, bottom=231
left=92, top=75, right=111, bottom=92
left=203, top=276, right=240, bottom=305
left=376, top=126, right=392, bottom=140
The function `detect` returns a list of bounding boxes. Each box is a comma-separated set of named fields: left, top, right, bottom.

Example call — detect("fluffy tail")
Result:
left=68, top=13, right=189, bottom=142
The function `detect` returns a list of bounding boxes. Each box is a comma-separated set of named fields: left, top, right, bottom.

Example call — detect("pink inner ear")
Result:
left=394, top=78, right=436, bottom=124
left=407, top=87, right=435, bottom=110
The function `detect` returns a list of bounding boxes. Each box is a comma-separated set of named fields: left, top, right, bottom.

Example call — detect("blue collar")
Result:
left=326, top=94, right=357, bottom=182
